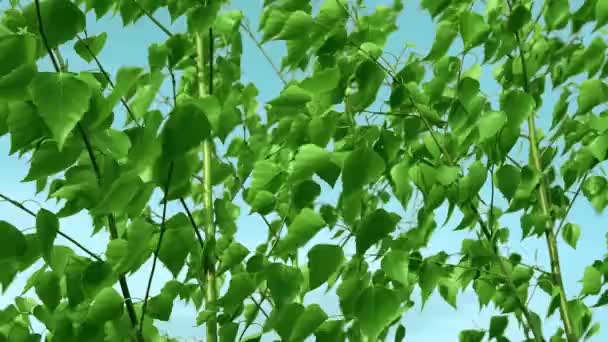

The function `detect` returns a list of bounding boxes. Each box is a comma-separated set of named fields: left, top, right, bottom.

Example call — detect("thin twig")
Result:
left=0, top=193, right=102, bottom=261
left=140, top=162, right=174, bottom=334
left=240, top=20, right=287, bottom=86
left=130, top=0, right=173, bottom=37
left=34, top=0, right=59, bottom=71
left=179, top=198, right=205, bottom=249
left=555, top=172, right=588, bottom=236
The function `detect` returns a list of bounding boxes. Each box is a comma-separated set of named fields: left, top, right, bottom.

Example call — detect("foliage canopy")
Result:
left=0, top=0, right=608, bottom=341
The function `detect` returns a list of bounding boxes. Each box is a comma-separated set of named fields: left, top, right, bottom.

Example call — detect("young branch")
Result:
left=507, top=1, right=575, bottom=339
left=196, top=27, right=218, bottom=342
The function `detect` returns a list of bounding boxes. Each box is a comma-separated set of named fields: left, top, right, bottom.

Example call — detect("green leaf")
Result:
left=30, top=72, right=92, bottom=149
left=87, top=287, right=124, bottom=322
left=395, top=324, right=406, bottom=342
left=218, top=273, right=256, bottom=312
left=187, top=1, right=222, bottom=34
left=218, top=242, right=249, bottom=274
left=89, top=128, right=131, bottom=161
left=94, top=171, right=144, bottom=214
left=268, top=85, right=312, bottom=107
left=581, top=266, right=601, bottom=295
left=356, top=209, right=400, bottom=255
left=459, top=12, right=490, bottom=51
left=98, top=67, right=143, bottom=125
left=391, top=161, right=413, bottom=209
left=343, top=147, right=385, bottom=195
left=148, top=293, right=174, bottom=321
left=489, top=315, right=509, bottom=338
left=276, top=11, right=313, bottom=40
left=545, top=0, right=570, bottom=30
left=594, top=289, right=608, bottom=307
left=290, top=144, right=331, bottom=183
left=355, top=287, right=402, bottom=339
left=199, top=95, right=232, bottom=141
left=426, top=21, right=458, bottom=60
left=0, top=63, right=38, bottom=102
left=438, top=277, right=458, bottom=308
left=219, top=323, right=239, bottom=342
left=0, top=221, right=27, bottom=260
left=316, top=0, right=348, bottom=28
left=0, top=34, right=38, bottom=78
left=348, top=60, right=385, bottom=111
left=74, top=33, right=107, bottom=63
left=597, top=0, right=608, bottom=29
left=495, top=164, right=520, bottom=201
left=113, top=219, right=153, bottom=274
left=300, top=67, right=341, bottom=93
left=148, top=43, right=169, bottom=71
left=436, top=165, right=459, bottom=186
left=508, top=5, right=531, bottom=32
left=478, top=111, right=507, bottom=142
left=196, top=310, right=215, bottom=326
left=421, top=0, right=450, bottom=17
left=459, top=161, right=487, bottom=203
left=274, top=208, right=326, bottom=257
left=105, top=239, right=128, bottom=269
left=562, top=223, right=580, bottom=249
left=290, top=304, right=328, bottom=341
left=502, top=89, right=535, bottom=128
left=129, top=71, right=164, bottom=118
left=419, top=255, right=446, bottom=305
left=161, top=99, right=211, bottom=157
left=35, top=209, right=58, bottom=263
left=24, top=140, right=81, bottom=181
left=577, top=79, right=608, bottom=114
left=158, top=221, right=194, bottom=278
left=381, top=249, right=409, bottom=285
left=474, top=279, right=495, bottom=307
left=249, top=190, right=275, bottom=215
left=260, top=8, right=289, bottom=42
left=307, top=244, right=344, bottom=290
left=250, top=160, right=281, bottom=191
left=265, top=263, right=303, bottom=306
left=265, top=302, right=305, bottom=339
left=34, top=271, right=61, bottom=311
left=459, top=330, right=485, bottom=342
left=315, top=320, right=345, bottom=342
left=23, top=0, right=85, bottom=49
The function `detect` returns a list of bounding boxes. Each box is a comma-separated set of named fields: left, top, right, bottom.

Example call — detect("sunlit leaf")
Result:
left=30, top=72, right=92, bottom=149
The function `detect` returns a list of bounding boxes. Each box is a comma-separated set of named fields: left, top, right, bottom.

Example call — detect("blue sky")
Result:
left=0, top=0, right=606, bottom=340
